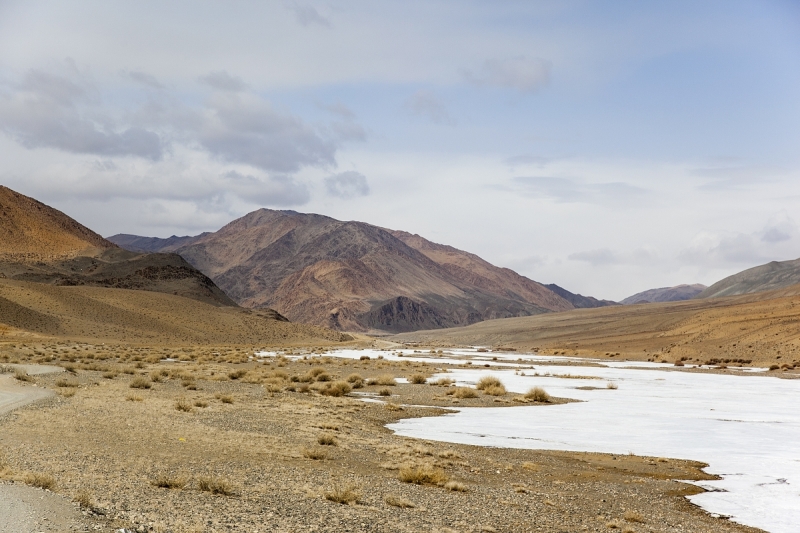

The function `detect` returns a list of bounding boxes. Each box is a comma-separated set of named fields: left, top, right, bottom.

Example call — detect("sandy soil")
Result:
left=0, top=346, right=763, bottom=533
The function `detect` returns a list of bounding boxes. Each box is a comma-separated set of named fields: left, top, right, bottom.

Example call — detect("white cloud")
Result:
left=324, top=171, right=369, bottom=199
left=199, top=71, right=246, bottom=92
left=286, top=2, right=331, bottom=28
left=406, top=89, right=456, bottom=125
left=463, top=57, right=552, bottom=93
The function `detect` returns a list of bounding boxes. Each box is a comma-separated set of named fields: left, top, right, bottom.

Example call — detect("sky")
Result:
left=0, top=0, right=799, bottom=301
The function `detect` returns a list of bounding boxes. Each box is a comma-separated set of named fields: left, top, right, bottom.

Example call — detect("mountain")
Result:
left=108, top=208, right=608, bottom=332
left=544, top=283, right=617, bottom=308
left=698, top=258, right=800, bottom=299
left=0, top=186, right=234, bottom=307
left=621, top=284, right=707, bottom=305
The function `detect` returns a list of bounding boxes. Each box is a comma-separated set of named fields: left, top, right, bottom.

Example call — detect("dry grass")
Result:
left=175, top=398, right=193, bottom=412
left=475, top=376, right=502, bottom=390
left=317, top=433, right=338, bottom=446
left=152, top=473, right=187, bottom=489
left=607, top=382, right=619, bottom=390
left=384, top=494, right=416, bottom=508
left=483, top=384, right=506, bottom=396
left=13, top=369, right=33, bottom=382
left=73, top=489, right=93, bottom=509
left=409, top=373, right=427, bottom=384
left=444, top=480, right=468, bottom=492
left=302, top=447, right=328, bottom=460
left=59, top=388, right=76, bottom=398
left=198, top=476, right=236, bottom=496
left=623, top=510, right=645, bottom=523
left=24, top=472, right=56, bottom=490
left=193, top=400, right=209, bottom=408
left=126, top=393, right=144, bottom=402
left=324, top=481, right=360, bottom=505
left=55, top=377, right=79, bottom=387
left=524, top=387, right=551, bottom=402
left=373, top=374, right=396, bottom=386
left=452, top=387, right=478, bottom=399
left=321, top=380, right=351, bottom=397
left=378, top=387, right=392, bottom=396
left=431, top=377, right=455, bottom=386
left=215, top=393, right=234, bottom=403
left=398, top=464, right=449, bottom=486
left=227, top=369, right=248, bottom=380
left=346, top=373, right=364, bottom=388
left=384, top=402, right=403, bottom=411
left=129, top=376, right=152, bottom=389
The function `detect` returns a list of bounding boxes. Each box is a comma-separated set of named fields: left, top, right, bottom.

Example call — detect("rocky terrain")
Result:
left=620, top=283, right=706, bottom=305
left=110, top=209, right=613, bottom=332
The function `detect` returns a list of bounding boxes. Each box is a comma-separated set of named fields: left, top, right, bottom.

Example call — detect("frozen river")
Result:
left=260, top=348, right=799, bottom=532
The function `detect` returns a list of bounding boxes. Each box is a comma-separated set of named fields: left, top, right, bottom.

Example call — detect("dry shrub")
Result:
left=431, top=377, right=455, bottom=386
left=409, top=374, right=427, bottom=384
left=14, top=369, right=34, bottom=382
left=483, top=384, right=506, bottom=396
left=385, top=402, right=403, bottom=411
left=129, top=376, right=152, bottom=389
left=215, top=393, right=234, bottom=404
left=318, top=434, right=338, bottom=446
left=126, top=394, right=143, bottom=402
left=384, top=494, right=416, bottom=508
left=606, top=520, right=621, bottom=529
left=102, top=371, right=118, bottom=379
left=444, top=480, right=468, bottom=492
left=59, top=388, right=76, bottom=398
left=198, top=476, right=236, bottom=496
left=398, top=464, right=449, bottom=486
left=228, top=369, right=248, bottom=380
left=315, top=372, right=332, bottom=382
left=522, top=461, right=538, bottom=471
left=324, top=481, right=360, bottom=505
left=175, top=398, right=193, bottom=412
left=73, top=490, right=93, bottom=509
left=152, top=473, right=187, bottom=489
left=193, top=400, right=209, bottom=408
left=623, top=510, right=645, bottom=523
left=452, top=387, right=478, bottom=399
left=524, top=387, right=550, bottom=402
left=346, top=373, right=364, bottom=388
left=25, top=472, right=56, bottom=490
left=607, top=382, right=618, bottom=390
left=55, top=377, right=79, bottom=387
left=308, top=367, right=327, bottom=377
left=321, top=381, right=351, bottom=397
left=378, top=388, right=392, bottom=397
left=149, top=372, right=163, bottom=383
left=302, top=447, right=328, bottom=460
left=476, top=376, right=502, bottom=390
left=374, top=374, right=396, bottom=386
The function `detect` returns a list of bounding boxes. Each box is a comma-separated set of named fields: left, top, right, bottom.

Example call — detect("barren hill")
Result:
left=109, top=209, right=591, bottom=332
left=0, top=185, right=114, bottom=261
left=698, top=258, right=800, bottom=298
left=393, top=284, right=800, bottom=367
left=0, top=186, right=233, bottom=307
left=621, top=284, right=706, bottom=305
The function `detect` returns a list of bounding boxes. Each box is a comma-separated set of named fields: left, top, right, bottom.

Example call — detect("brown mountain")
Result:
left=698, top=258, right=800, bottom=299
left=0, top=186, right=234, bottom=307
left=109, top=209, right=591, bottom=332
left=620, top=283, right=707, bottom=305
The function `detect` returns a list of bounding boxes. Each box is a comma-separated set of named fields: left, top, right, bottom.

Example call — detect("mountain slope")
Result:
left=544, top=283, right=618, bottom=308
left=0, top=186, right=234, bottom=307
left=109, top=209, right=588, bottom=332
left=621, top=284, right=706, bottom=305
left=698, top=258, right=800, bottom=299
left=0, top=185, right=114, bottom=261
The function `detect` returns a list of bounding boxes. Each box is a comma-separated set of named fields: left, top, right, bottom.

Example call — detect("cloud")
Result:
left=0, top=68, right=164, bottom=160
left=510, top=176, right=648, bottom=206
left=694, top=165, right=786, bottom=191
left=569, top=247, right=657, bottom=267
left=223, top=171, right=309, bottom=206
left=760, top=213, right=796, bottom=243
left=321, top=102, right=356, bottom=119
left=505, top=154, right=552, bottom=168
left=199, top=71, right=246, bottom=92
left=198, top=93, right=336, bottom=172
left=128, top=71, right=164, bottom=89
left=286, top=2, right=331, bottom=27
left=324, top=171, right=369, bottom=199
left=463, top=57, right=551, bottom=93
left=406, top=89, right=456, bottom=125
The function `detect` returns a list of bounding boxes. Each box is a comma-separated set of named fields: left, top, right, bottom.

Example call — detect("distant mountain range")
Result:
left=109, top=209, right=613, bottom=332
left=0, top=186, right=234, bottom=307
left=621, top=284, right=707, bottom=305
left=698, top=258, right=800, bottom=299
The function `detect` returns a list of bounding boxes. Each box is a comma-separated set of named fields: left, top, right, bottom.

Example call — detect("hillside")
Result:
left=393, top=284, right=800, bottom=367
left=621, top=284, right=706, bottom=305
left=698, top=258, right=800, bottom=298
left=0, top=186, right=233, bottom=307
left=0, top=278, right=347, bottom=345
left=108, top=209, right=604, bottom=332
left=544, top=283, right=617, bottom=308
left=0, top=185, right=114, bottom=261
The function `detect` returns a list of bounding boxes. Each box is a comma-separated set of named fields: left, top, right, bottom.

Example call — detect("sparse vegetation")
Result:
left=444, top=480, right=468, bottom=492
left=129, top=376, right=152, bottom=389
left=607, top=382, right=618, bottom=390
left=384, top=494, right=416, bottom=508
left=175, top=398, right=193, bottom=412
left=624, top=510, right=645, bottom=523
left=55, top=377, right=79, bottom=387
left=346, top=373, right=364, bottom=388
left=24, top=472, right=56, bottom=490
left=476, top=376, right=502, bottom=390
left=318, top=433, right=338, bottom=446
left=378, top=387, right=392, bottom=396
left=14, top=369, right=33, bottom=382
left=452, top=386, right=478, bottom=399
left=198, top=476, right=236, bottom=496
left=324, top=481, right=360, bottom=504
left=302, top=447, right=328, bottom=460
left=373, top=374, right=396, bottom=386
left=398, top=464, right=449, bottom=486
left=194, top=400, right=209, bottom=408
left=524, top=386, right=551, bottom=402
left=321, top=380, right=351, bottom=397
left=409, top=373, right=427, bottom=384
left=73, top=489, right=93, bottom=509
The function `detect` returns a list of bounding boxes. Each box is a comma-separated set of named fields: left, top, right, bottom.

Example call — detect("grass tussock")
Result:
left=302, top=447, right=328, bottom=460
left=384, top=402, right=403, bottom=411
left=483, top=384, right=506, bottom=396
left=623, top=510, right=645, bottom=523
left=152, top=473, right=187, bottom=489
left=475, top=376, right=502, bottom=390
left=129, top=376, right=152, bottom=389
left=346, top=373, right=364, bottom=388
left=607, top=382, right=618, bottom=390
left=228, top=369, right=248, bottom=380
left=384, top=494, right=416, bottom=508
left=320, top=380, right=351, bottom=397
left=55, top=377, right=79, bottom=387
left=193, top=400, right=209, bottom=408
left=317, top=433, right=338, bottom=446
left=524, top=387, right=551, bottom=403
left=373, top=374, right=396, bottom=386
left=409, top=373, right=427, bottom=384
left=126, top=393, right=144, bottom=402
left=444, top=480, right=468, bottom=492
left=198, top=476, right=236, bottom=496
left=378, top=387, right=392, bottom=397
left=73, top=490, right=93, bottom=509
left=215, top=393, right=234, bottom=403
left=24, top=472, right=56, bottom=490
left=451, top=387, right=478, bottom=399
left=431, top=377, right=455, bottom=386
left=14, top=369, right=33, bottom=382
left=324, top=481, right=360, bottom=505
left=398, top=464, right=449, bottom=486
left=175, top=398, right=193, bottom=412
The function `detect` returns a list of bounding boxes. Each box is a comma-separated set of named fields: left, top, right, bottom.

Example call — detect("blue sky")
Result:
left=0, top=0, right=798, bottom=300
